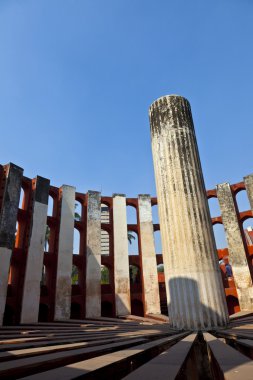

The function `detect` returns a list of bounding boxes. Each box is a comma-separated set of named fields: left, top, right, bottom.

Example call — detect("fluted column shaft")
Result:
left=149, top=95, right=228, bottom=330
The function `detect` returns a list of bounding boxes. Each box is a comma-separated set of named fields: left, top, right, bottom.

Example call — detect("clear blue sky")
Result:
left=1, top=0, right=253, bottom=210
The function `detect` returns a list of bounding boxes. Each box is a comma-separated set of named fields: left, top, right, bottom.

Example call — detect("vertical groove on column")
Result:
left=217, top=182, right=253, bottom=311
left=150, top=95, right=228, bottom=330
left=21, top=176, right=50, bottom=323
left=85, top=191, right=101, bottom=318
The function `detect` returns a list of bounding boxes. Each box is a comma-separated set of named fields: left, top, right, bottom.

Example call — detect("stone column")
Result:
left=217, top=183, right=253, bottom=311
left=138, top=195, right=161, bottom=315
left=54, top=185, right=75, bottom=320
left=0, top=163, right=23, bottom=325
left=20, top=176, right=50, bottom=323
left=113, top=194, right=131, bottom=316
left=149, top=95, right=228, bottom=330
left=85, top=191, right=101, bottom=318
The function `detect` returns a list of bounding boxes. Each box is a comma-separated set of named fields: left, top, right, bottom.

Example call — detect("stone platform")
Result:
left=0, top=314, right=252, bottom=379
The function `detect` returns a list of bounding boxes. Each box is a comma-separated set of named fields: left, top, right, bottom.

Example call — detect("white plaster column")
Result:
left=20, top=176, right=50, bottom=323
left=217, top=182, right=253, bottom=311
left=149, top=95, right=228, bottom=330
left=85, top=191, right=101, bottom=318
left=138, top=195, right=161, bottom=315
left=0, top=163, right=23, bottom=325
left=113, top=194, right=131, bottom=316
left=54, top=185, right=75, bottom=320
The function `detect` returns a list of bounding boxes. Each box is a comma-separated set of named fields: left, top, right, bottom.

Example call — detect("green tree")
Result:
left=101, top=265, right=109, bottom=284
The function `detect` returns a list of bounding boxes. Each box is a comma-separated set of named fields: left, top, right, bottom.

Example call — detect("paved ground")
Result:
left=0, top=313, right=252, bottom=379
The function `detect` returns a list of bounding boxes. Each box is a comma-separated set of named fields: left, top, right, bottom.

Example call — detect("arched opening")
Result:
left=3, top=305, right=15, bottom=325
left=212, top=223, right=228, bottom=249
left=208, top=197, right=221, bottom=218
left=70, top=303, right=81, bottom=319
left=47, top=195, right=54, bottom=217
left=101, top=301, right=113, bottom=317
left=152, top=204, right=159, bottom=224
left=38, top=304, right=49, bottom=322
left=75, top=201, right=82, bottom=221
left=157, top=263, right=165, bottom=283
left=101, top=265, right=110, bottom=285
left=243, top=218, right=253, bottom=245
left=226, top=295, right=240, bottom=316
left=19, top=188, right=25, bottom=210
left=157, top=264, right=164, bottom=273
left=101, top=229, right=110, bottom=255
left=129, top=265, right=141, bottom=284
left=72, top=265, right=79, bottom=285
left=235, top=189, right=251, bottom=213
left=131, top=299, right=144, bottom=317
left=41, top=265, right=47, bottom=286
left=73, top=228, right=80, bottom=255
left=127, top=205, right=137, bottom=225
left=44, top=225, right=50, bottom=252
left=128, top=231, right=138, bottom=255
left=154, top=230, right=162, bottom=254
left=101, top=203, right=110, bottom=224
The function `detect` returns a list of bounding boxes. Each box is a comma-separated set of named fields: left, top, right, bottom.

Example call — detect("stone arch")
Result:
left=101, top=301, right=113, bottom=317
left=208, top=196, right=221, bottom=218
left=129, top=265, right=141, bottom=284
left=3, top=304, right=15, bottom=325
left=47, top=195, right=54, bottom=217
left=212, top=223, right=228, bottom=249
left=152, top=204, right=159, bottom=224
left=70, top=303, right=81, bottom=319
left=154, top=229, right=161, bottom=254
left=127, top=205, right=137, bottom=225
left=226, top=295, right=240, bottom=316
left=101, top=265, right=110, bottom=285
left=128, top=231, right=139, bottom=255
left=73, top=228, right=80, bottom=255
left=131, top=299, right=144, bottom=317
left=71, top=264, right=79, bottom=285
left=74, top=201, right=82, bottom=221
left=235, top=189, right=251, bottom=213
left=101, top=228, right=110, bottom=256
left=38, top=304, right=49, bottom=322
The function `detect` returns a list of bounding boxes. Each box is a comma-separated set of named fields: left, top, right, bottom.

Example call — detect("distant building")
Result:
left=101, top=204, right=110, bottom=255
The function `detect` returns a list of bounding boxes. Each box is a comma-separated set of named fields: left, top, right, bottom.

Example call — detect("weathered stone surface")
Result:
left=85, top=191, right=101, bottom=318
left=54, top=185, right=75, bottom=320
left=217, top=182, right=253, bottom=311
left=149, top=95, right=228, bottom=329
left=0, top=163, right=23, bottom=326
left=21, top=176, right=50, bottom=323
left=138, top=195, right=161, bottom=315
left=113, top=194, right=131, bottom=316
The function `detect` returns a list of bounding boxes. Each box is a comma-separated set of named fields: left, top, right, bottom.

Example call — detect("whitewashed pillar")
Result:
left=20, top=176, right=50, bottom=323
left=0, top=163, right=23, bottom=325
left=138, top=195, right=161, bottom=315
left=113, top=194, right=131, bottom=316
left=217, top=182, right=253, bottom=311
left=85, top=191, right=101, bottom=318
left=149, top=95, right=228, bottom=330
left=54, top=185, right=75, bottom=320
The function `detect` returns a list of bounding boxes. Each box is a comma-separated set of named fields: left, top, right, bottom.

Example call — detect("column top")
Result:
left=149, top=94, right=193, bottom=137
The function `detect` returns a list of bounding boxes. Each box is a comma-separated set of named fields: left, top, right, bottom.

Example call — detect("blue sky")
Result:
left=0, top=0, right=253, bottom=224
